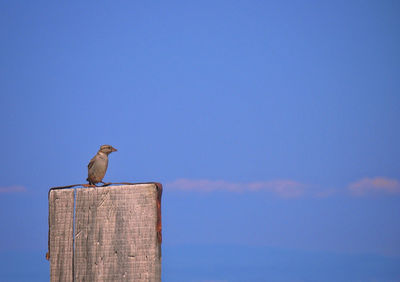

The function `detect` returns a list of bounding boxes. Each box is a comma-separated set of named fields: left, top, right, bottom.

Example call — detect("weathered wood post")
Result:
left=48, top=183, right=162, bottom=282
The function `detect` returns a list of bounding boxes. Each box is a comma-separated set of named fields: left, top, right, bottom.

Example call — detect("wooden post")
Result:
left=48, top=183, right=162, bottom=282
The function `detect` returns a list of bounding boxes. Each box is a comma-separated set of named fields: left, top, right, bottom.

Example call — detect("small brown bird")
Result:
left=87, top=145, right=117, bottom=185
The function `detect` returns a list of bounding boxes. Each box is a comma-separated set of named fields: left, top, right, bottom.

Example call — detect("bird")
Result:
left=86, top=145, right=117, bottom=186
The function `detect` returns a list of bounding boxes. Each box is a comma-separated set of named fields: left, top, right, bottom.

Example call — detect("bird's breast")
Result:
left=88, top=156, right=109, bottom=182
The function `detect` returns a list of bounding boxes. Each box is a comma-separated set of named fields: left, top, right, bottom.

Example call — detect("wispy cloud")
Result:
left=167, top=179, right=305, bottom=198
left=0, top=185, right=26, bottom=194
left=348, top=177, right=400, bottom=196
left=168, top=177, right=400, bottom=198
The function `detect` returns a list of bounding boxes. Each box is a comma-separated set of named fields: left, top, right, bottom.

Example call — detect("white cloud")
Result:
left=348, top=177, right=400, bottom=196
left=167, top=177, right=400, bottom=198
left=0, top=185, right=26, bottom=194
left=167, top=178, right=305, bottom=198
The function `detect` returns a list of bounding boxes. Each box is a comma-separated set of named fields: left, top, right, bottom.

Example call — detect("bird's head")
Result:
left=99, top=145, right=117, bottom=155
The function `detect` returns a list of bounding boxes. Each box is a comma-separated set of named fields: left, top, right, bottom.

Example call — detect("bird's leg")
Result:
left=82, top=183, right=96, bottom=188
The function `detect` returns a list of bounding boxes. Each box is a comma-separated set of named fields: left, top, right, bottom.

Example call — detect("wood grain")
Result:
left=49, top=189, right=75, bottom=282
left=49, top=184, right=161, bottom=282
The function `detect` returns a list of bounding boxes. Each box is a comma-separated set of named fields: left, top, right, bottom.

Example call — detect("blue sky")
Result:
left=1, top=1, right=399, bottom=281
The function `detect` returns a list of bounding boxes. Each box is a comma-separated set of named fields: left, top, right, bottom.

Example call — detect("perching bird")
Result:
left=87, top=145, right=117, bottom=185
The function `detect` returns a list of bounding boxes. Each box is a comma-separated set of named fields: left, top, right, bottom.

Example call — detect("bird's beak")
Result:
left=112, top=147, right=117, bottom=152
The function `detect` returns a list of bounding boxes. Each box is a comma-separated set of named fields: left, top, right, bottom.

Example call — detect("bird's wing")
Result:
left=88, top=155, right=96, bottom=169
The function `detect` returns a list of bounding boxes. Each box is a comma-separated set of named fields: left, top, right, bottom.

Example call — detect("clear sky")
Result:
left=1, top=1, right=399, bottom=281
